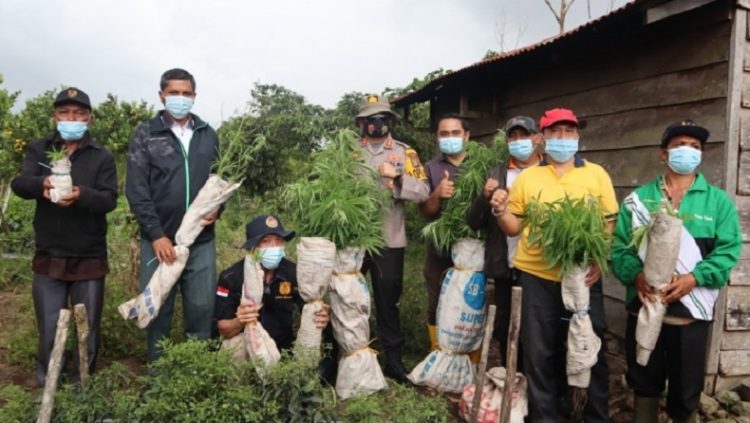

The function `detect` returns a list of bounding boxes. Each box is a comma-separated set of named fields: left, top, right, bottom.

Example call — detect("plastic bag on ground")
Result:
left=49, top=159, right=72, bottom=203
left=174, top=174, right=242, bottom=247
left=459, top=367, right=528, bottom=423
left=242, top=256, right=281, bottom=367
left=329, top=246, right=387, bottom=399
left=408, top=238, right=486, bottom=393
left=295, top=237, right=336, bottom=352
left=636, top=213, right=682, bottom=365
left=117, top=245, right=190, bottom=329
left=562, top=265, right=601, bottom=388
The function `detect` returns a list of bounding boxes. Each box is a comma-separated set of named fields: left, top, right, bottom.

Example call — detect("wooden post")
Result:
left=37, top=309, right=71, bottom=423
left=470, top=304, right=497, bottom=423
left=500, top=287, right=522, bottom=423
left=73, top=303, right=90, bottom=388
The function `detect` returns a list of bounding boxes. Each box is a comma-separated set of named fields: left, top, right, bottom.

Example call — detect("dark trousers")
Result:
left=519, top=271, right=609, bottom=423
left=32, top=274, right=104, bottom=387
left=362, top=247, right=405, bottom=353
left=423, top=247, right=453, bottom=326
left=625, top=313, right=709, bottom=419
left=140, top=238, right=217, bottom=361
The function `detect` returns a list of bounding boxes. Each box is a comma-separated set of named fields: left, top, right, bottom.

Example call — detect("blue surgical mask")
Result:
left=57, top=121, right=88, bottom=141
left=439, top=137, right=464, bottom=155
left=545, top=139, right=579, bottom=163
left=667, top=146, right=702, bottom=175
left=508, top=139, right=534, bottom=161
left=164, top=95, right=194, bottom=119
left=259, top=247, right=285, bottom=270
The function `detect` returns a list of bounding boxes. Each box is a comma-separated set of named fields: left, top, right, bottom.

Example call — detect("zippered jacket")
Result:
left=126, top=111, right=219, bottom=244
left=612, top=173, right=742, bottom=317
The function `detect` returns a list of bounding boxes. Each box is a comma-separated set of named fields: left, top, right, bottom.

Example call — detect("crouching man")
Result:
left=214, top=215, right=337, bottom=381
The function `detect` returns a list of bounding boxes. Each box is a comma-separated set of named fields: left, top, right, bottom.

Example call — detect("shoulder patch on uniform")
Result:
left=404, top=148, right=427, bottom=180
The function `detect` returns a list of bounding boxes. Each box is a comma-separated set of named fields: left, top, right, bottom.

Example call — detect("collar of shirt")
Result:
left=539, top=153, right=585, bottom=168
left=361, top=135, right=394, bottom=153
left=509, top=153, right=543, bottom=170
left=160, top=113, right=194, bottom=130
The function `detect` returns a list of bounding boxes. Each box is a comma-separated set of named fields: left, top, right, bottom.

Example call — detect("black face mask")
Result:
left=362, top=115, right=390, bottom=138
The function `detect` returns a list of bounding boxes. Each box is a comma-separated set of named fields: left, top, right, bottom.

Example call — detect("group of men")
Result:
left=12, top=67, right=743, bottom=422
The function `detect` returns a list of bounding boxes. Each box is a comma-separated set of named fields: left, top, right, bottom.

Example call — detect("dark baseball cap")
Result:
left=241, top=214, right=295, bottom=250
left=504, top=116, right=538, bottom=134
left=53, top=87, right=92, bottom=110
left=660, top=120, right=709, bottom=148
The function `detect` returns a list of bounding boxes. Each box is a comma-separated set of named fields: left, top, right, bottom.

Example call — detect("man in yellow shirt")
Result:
left=491, top=108, right=617, bottom=422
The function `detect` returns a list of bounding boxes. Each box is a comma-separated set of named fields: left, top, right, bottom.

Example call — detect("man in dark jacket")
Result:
left=11, top=87, right=117, bottom=386
left=466, top=115, right=542, bottom=366
left=126, top=68, right=220, bottom=361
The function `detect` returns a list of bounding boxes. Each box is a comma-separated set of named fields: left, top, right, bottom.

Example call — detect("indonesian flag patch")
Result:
left=216, top=286, right=229, bottom=298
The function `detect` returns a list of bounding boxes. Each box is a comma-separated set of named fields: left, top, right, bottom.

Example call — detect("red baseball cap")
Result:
left=539, top=108, right=579, bottom=130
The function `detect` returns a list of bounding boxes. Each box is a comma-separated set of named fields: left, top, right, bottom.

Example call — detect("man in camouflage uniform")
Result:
left=355, top=95, right=430, bottom=384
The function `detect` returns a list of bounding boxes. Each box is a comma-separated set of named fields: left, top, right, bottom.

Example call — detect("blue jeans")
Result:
left=140, top=238, right=217, bottom=361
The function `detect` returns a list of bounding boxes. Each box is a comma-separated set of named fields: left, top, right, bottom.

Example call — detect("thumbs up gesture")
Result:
left=437, top=170, right=455, bottom=199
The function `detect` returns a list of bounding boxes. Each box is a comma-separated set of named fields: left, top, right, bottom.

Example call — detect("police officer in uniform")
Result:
left=355, top=95, right=430, bottom=383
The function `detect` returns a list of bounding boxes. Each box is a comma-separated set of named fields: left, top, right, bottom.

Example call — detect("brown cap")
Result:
left=355, top=94, right=398, bottom=118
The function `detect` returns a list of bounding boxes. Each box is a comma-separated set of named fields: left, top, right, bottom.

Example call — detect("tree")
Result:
left=544, top=0, right=577, bottom=34
left=218, top=83, right=331, bottom=195
left=90, top=94, right=153, bottom=156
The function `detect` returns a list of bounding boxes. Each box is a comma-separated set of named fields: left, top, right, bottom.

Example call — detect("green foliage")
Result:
left=422, top=134, right=508, bottom=252
left=53, top=362, right=137, bottom=422
left=283, top=129, right=390, bottom=254
left=133, top=339, right=269, bottom=422
left=628, top=198, right=683, bottom=251
left=46, top=146, right=67, bottom=163
left=524, top=195, right=612, bottom=277
left=219, top=83, right=333, bottom=195
left=339, top=383, right=449, bottom=423
left=214, top=114, right=266, bottom=182
left=90, top=93, right=153, bottom=154
left=0, top=384, right=35, bottom=423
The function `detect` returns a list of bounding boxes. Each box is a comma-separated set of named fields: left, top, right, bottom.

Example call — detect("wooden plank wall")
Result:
left=713, top=4, right=750, bottom=393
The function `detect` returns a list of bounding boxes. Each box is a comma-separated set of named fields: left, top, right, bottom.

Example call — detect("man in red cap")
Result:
left=490, top=108, right=618, bottom=421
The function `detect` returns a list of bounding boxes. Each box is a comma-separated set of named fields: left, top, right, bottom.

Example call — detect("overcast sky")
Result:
left=0, top=0, right=628, bottom=126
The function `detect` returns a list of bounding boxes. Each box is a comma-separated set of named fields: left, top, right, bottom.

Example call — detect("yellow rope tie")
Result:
left=437, top=347, right=467, bottom=355
left=341, top=340, right=379, bottom=358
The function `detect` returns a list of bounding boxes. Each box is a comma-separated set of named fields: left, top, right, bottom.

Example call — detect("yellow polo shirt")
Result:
left=508, top=157, right=618, bottom=282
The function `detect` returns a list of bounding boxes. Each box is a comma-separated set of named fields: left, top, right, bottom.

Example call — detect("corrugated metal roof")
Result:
left=392, top=0, right=642, bottom=106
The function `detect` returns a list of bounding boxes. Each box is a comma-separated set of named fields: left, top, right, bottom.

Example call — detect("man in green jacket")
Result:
left=612, top=120, right=742, bottom=423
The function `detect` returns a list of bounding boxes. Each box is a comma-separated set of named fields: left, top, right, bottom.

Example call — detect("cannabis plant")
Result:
left=524, top=194, right=611, bottom=277
left=282, top=129, right=391, bottom=254
left=421, top=132, right=508, bottom=252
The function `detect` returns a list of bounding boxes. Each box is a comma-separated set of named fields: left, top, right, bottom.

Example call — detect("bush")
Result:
left=0, top=384, right=35, bottom=423
left=53, top=362, right=137, bottom=422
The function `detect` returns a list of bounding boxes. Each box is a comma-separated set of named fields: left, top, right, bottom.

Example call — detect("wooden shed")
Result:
left=394, top=0, right=750, bottom=393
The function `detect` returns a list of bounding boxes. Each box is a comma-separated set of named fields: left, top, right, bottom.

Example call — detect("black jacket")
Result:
left=466, top=162, right=511, bottom=280
left=125, top=111, right=219, bottom=244
left=213, top=258, right=304, bottom=350
left=10, top=133, right=118, bottom=257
